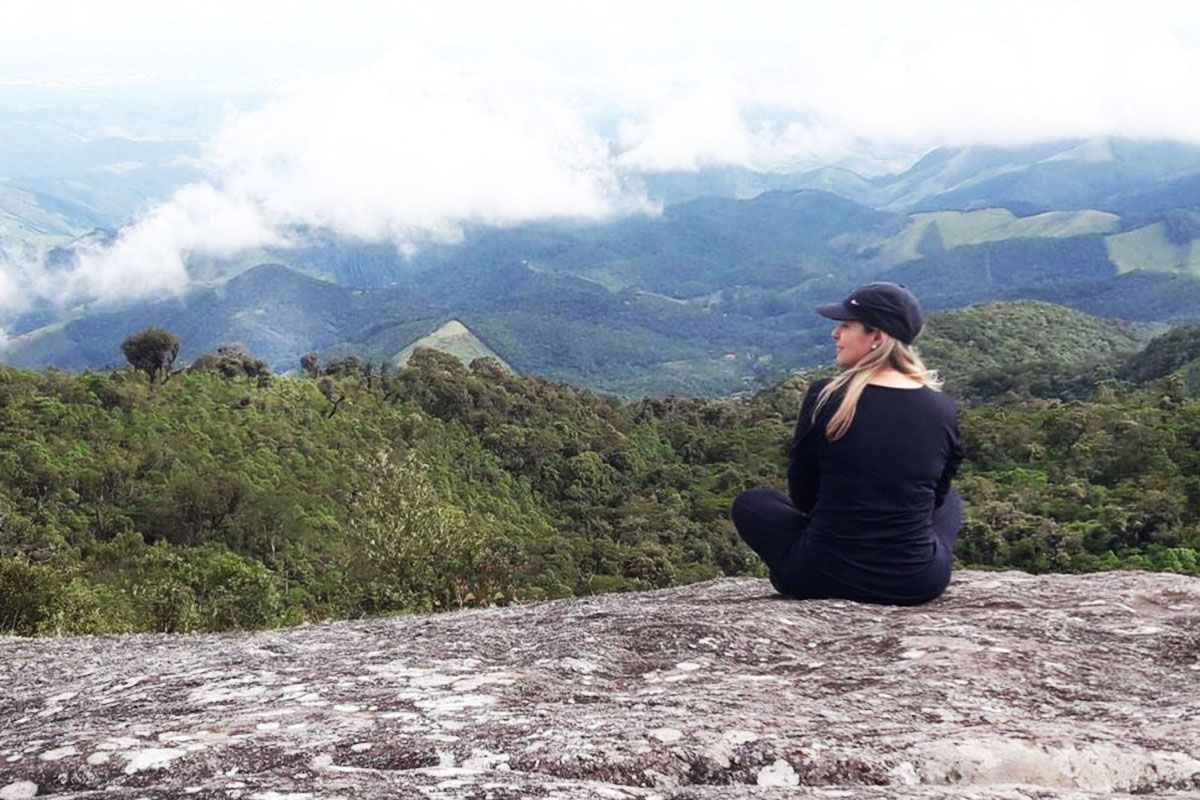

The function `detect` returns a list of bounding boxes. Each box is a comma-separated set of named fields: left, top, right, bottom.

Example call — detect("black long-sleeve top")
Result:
left=785, top=379, right=963, bottom=603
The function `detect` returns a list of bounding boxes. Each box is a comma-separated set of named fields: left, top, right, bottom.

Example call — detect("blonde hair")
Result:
left=813, top=329, right=941, bottom=441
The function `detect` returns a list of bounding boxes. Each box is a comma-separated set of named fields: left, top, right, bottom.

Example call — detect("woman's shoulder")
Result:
left=805, top=377, right=834, bottom=395
left=865, top=382, right=958, bottom=415
left=801, top=377, right=838, bottom=412
left=930, top=387, right=960, bottom=419
left=794, top=378, right=836, bottom=434
left=910, top=385, right=959, bottom=421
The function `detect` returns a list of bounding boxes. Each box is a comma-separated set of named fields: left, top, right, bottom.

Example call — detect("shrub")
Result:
left=35, top=578, right=141, bottom=636
left=185, top=545, right=286, bottom=631
left=0, top=558, right=63, bottom=635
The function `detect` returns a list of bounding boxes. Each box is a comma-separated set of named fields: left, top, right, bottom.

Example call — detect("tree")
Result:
left=317, top=376, right=346, bottom=418
left=189, top=343, right=271, bottom=385
left=300, top=353, right=320, bottom=378
left=121, top=327, right=180, bottom=384
left=345, top=452, right=515, bottom=613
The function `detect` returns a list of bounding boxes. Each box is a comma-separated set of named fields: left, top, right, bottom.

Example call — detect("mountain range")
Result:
left=5, top=137, right=1200, bottom=395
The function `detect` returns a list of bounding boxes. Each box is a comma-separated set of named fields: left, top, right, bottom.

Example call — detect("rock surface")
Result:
left=2, top=570, right=1199, bottom=799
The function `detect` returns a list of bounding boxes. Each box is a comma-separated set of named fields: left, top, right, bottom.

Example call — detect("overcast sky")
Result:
left=8, top=0, right=1200, bottom=149
left=4, top=0, right=1200, bottom=314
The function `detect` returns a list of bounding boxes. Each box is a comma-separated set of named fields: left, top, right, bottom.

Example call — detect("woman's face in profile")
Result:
left=831, top=320, right=876, bottom=368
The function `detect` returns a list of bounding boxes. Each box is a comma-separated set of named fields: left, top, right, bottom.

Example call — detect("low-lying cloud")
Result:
left=208, top=49, right=642, bottom=244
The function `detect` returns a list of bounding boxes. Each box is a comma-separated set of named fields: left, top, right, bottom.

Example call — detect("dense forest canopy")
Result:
left=2, top=307, right=1199, bottom=636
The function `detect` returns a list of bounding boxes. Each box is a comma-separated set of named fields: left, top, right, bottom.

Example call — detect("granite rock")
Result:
left=2, top=570, right=1199, bottom=799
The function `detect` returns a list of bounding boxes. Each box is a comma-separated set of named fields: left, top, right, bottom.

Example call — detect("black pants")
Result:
left=731, top=487, right=963, bottom=601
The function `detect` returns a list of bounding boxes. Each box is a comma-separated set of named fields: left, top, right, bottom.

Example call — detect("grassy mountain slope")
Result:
left=393, top=320, right=513, bottom=372
left=0, top=184, right=82, bottom=244
left=1106, top=220, right=1200, bottom=276
left=759, top=139, right=1200, bottom=214
left=456, top=311, right=748, bottom=397
left=871, top=141, right=1072, bottom=210
left=902, top=139, right=1200, bottom=212
left=850, top=208, right=1121, bottom=266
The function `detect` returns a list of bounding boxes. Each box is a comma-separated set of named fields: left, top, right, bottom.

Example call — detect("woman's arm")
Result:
left=934, top=411, right=963, bottom=509
left=787, top=381, right=826, bottom=512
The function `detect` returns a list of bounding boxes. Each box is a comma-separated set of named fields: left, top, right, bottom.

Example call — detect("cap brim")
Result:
left=816, top=302, right=859, bottom=321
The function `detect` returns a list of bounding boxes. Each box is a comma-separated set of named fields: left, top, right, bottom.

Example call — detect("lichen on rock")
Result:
left=1, top=570, right=1198, bottom=798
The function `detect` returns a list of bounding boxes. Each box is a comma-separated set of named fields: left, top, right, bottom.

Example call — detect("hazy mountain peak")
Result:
left=1040, top=137, right=1115, bottom=165
left=393, top=319, right=513, bottom=372
left=0, top=184, right=82, bottom=241
left=224, top=262, right=325, bottom=289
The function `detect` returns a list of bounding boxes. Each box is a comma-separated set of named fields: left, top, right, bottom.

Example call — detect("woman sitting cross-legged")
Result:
left=732, top=282, right=963, bottom=606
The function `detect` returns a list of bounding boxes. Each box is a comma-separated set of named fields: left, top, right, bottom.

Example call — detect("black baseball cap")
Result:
left=816, top=282, right=924, bottom=344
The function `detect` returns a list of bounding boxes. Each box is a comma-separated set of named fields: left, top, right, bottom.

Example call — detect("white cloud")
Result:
left=752, top=0, right=1200, bottom=147
left=64, top=183, right=283, bottom=303
left=0, top=255, right=20, bottom=313
left=8, top=2, right=1200, bottom=159
left=89, top=161, right=145, bottom=175
left=617, top=85, right=754, bottom=172
left=0, top=185, right=283, bottom=316
left=208, top=48, right=643, bottom=244
left=0, top=241, right=61, bottom=316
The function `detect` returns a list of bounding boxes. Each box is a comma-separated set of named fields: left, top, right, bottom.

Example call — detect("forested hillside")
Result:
left=3, top=314, right=1199, bottom=636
